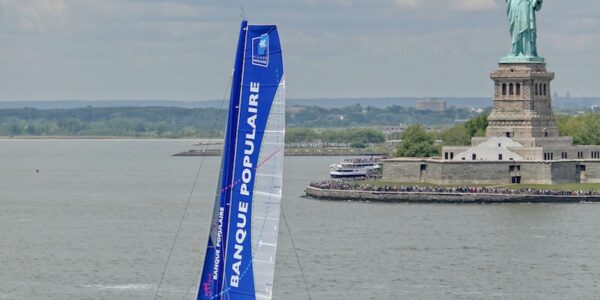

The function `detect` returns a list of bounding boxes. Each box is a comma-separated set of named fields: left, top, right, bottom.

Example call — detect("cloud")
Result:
left=301, top=0, right=354, bottom=5
left=0, top=0, right=68, bottom=33
left=451, top=0, right=497, bottom=11
left=392, top=0, right=419, bottom=8
left=1, top=0, right=600, bottom=100
left=391, top=0, right=497, bottom=11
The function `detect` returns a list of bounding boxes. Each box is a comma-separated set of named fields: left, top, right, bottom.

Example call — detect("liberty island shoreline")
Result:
left=0, top=136, right=206, bottom=140
left=305, top=186, right=600, bottom=204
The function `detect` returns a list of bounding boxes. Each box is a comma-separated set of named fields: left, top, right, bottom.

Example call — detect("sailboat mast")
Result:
left=198, top=20, right=248, bottom=300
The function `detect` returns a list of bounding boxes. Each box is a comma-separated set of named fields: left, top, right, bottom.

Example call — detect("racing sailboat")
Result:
left=197, top=20, right=285, bottom=300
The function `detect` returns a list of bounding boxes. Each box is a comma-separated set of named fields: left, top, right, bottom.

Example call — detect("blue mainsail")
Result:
left=198, top=21, right=285, bottom=300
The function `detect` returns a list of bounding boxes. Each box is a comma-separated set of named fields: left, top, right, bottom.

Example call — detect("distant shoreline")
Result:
left=173, top=147, right=389, bottom=157
left=305, top=186, right=600, bottom=204
left=0, top=136, right=203, bottom=140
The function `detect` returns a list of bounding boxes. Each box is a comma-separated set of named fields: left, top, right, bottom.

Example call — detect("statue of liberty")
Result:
left=503, top=0, right=544, bottom=62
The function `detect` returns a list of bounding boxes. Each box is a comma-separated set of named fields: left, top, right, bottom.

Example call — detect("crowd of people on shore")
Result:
left=309, top=180, right=600, bottom=197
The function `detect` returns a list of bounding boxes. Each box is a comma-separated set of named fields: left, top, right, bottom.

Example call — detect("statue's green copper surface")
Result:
left=501, top=0, right=544, bottom=63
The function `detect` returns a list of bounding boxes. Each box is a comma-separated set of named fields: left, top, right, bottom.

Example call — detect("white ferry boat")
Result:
left=329, top=157, right=383, bottom=178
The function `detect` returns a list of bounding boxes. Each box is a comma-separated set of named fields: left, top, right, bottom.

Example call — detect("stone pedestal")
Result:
left=486, top=63, right=557, bottom=140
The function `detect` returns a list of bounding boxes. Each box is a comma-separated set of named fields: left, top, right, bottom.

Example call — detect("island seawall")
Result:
left=305, top=186, right=600, bottom=204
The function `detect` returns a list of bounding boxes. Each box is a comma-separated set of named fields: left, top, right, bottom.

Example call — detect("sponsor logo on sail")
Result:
left=252, top=34, right=269, bottom=67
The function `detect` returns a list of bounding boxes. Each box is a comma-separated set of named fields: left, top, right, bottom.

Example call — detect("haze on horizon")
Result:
left=1, top=0, right=599, bottom=102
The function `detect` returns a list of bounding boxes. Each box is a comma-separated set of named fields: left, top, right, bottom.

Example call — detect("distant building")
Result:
left=416, top=99, right=447, bottom=112
left=383, top=127, right=405, bottom=135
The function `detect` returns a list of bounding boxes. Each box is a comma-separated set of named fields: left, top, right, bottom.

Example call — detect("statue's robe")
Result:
left=506, top=0, right=542, bottom=56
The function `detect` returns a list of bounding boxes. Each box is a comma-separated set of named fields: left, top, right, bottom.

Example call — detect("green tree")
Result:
left=558, top=113, right=600, bottom=145
left=344, top=128, right=385, bottom=146
left=396, top=125, right=439, bottom=157
left=440, top=125, right=471, bottom=146
left=285, top=128, right=319, bottom=143
left=7, top=122, right=23, bottom=136
left=155, top=122, right=168, bottom=137
left=320, top=130, right=343, bottom=146
left=25, top=123, right=40, bottom=135
left=57, top=118, right=85, bottom=134
left=464, top=113, right=488, bottom=137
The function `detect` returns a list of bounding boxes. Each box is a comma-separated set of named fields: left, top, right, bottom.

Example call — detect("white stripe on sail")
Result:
left=250, top=76, right=285, bottom=300
left=258, top=240, right=277, bottom=247
left=254, top=191, right=282, bottom=198
left=256, top=294, right=272, bottom=299
left=256, top=174, right=282, bottom=178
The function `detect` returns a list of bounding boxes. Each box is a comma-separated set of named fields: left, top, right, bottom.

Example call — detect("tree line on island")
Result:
left=0, top=107, right=228, bottom=138
left=0, top=106, right=599, bottom=157
left=394, top=114, right=488, bottom=157
left=0, top=105, right=477, bottom=138
left=286, top=127, right=385, bottom=148
left=286, top=104, right=476, bottom=127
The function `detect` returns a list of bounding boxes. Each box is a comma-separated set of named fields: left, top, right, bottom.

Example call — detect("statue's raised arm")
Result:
left=503, top=0, right=544, bottom=63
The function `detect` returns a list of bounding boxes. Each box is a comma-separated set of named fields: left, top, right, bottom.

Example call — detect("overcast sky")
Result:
left=1, top=0, right=599, bottom=101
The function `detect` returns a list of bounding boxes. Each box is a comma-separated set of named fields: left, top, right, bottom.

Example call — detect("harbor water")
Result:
left=1, top=139, right=600, bottom=299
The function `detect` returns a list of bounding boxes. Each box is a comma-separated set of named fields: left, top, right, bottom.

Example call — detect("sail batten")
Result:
left=198, top=21, right=285, bottom=300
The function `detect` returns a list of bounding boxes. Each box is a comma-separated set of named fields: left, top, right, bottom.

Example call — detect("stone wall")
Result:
left=581, top=161, right=600, bottom=183
left=520, top=162, right=552, bottom=184
left=382, top=159, right=424, bottom=182
left=382, top=158, right=595, bottom=185
left=438, top=162, right=512, bottom=185
left=550, top=161, right=579, bottom=184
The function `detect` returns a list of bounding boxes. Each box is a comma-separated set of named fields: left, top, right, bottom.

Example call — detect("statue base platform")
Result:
left=488, top=62, right=556, bottom=139
left=500, top=55, right=545, bottom=64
